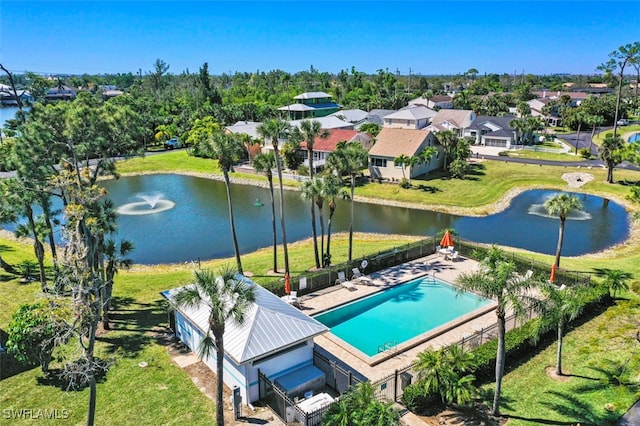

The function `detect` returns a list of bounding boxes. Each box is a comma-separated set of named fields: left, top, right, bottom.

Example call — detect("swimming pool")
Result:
left=629, top=133, right=640, bottom=143
left=314, top=276, right=492, bottom=357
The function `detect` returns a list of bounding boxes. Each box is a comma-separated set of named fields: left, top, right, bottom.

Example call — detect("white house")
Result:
left=464, top=116, right=519, bottom=148
left=408, top=95, right=454, bottom=110
left=426, top=109, right=476, bottom=137
left=382, top=106, right=436, bottom=130
left=162, top=278, right=329, bottom=404
left=368, top=128, right=440, bottom=180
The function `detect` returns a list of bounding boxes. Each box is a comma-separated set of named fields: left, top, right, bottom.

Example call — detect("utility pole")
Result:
left=408, top=67, right=412, bottom=93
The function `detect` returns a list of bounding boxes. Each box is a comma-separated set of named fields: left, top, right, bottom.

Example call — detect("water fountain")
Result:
left=527, top=203, right=592, bottom=220
left=116, top=192, right=176, bottom=216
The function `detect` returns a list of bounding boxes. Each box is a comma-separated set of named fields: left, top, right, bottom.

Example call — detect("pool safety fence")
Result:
left=313, top=349, right=365, bottom=394
left=257, top=370, right=329, bottom=426
left=268, top=234, right=590, bottom=297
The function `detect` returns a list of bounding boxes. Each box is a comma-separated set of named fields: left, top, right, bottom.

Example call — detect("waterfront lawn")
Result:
left=496, top=296, right=640, bottom=425
left=0, top=233, right=416, bottom=425
left=499, top=150, right=584, bottom=162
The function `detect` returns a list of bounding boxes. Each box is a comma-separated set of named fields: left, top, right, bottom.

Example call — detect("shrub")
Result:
left=296, top=165, right=309, bottom=176
left=400, top=383, right=441, bottom=415
left=579, top=148, right=592, bottom=159
left=399, top=178, right=411, bottom=189
left=498, top=151, right=509, bottom=156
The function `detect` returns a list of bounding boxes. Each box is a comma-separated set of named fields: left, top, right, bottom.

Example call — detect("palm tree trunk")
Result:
left=0, top=253, right=17, bottom=274
left=318, top=202, right=325, bottom=266
left=348, top=175, right=356, bottom=261
left=589, top=126, right=596, bottom=154
left=308, top=148, right=314, bottom=178
left=85, top=307, right=100, bottom=426
left=556, top=322, right=564, bottom=376
left=613, top=70, right=624, bottom=137
left=574, top=122, right=582, bottom=155
left=492, top=313, right=506, bottom=416
left=325, top=208, right=335, bottom=267
left=607, top=164, right=614, bottom=184
left=274, top=145, right=290, bottom=274
left=267, top=175, right=278, bottom=273
left=310, top=201, right=320, bottom=268
left=554, top=219, right=565, bottom=268
left=215, top=337, right=225, bottom=426
left=223, top=171, right=243, bottom=274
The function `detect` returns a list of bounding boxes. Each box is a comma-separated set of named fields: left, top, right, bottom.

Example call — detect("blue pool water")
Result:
left=314, top=276, right=492, bottom=356
left=629, top=133, right=640, bottom=143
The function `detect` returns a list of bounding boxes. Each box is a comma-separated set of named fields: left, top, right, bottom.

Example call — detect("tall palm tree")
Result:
left=322, top=175, right=349, bottom=267
left=203, top=132, right=245, bottom=274
left=102, top=239, right=134, bottom=329
left=544, top=193, right=582, bottom=268
left=258, top=119, right=293, bottom=274
left=172, top=267, right=256, bottom=426
left=299, top=119, right=326, bottom=177
left=534, top=283, right=591, bottom=376
left=456, top=247, right=540, bottom=416
left=586, top=114, right=604, bottom=155
left=326, top=141, right=369, bottom=261
left=300, top=177, right=323, bottom=269
left=599, top=134, right=626, bottom=184
left=436, top=130, right=458, bottom=173
left=252, top=152, right=279, bottom=273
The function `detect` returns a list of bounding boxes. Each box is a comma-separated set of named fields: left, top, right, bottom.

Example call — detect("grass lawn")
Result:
left=500, top=150, right=584, bottom=162
left=497, top=296, right=640, bottom=425
left=2, top=152, right=640, bottom=424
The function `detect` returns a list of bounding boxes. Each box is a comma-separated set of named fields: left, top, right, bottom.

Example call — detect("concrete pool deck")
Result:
left=298, top=254, right=500, bottom=382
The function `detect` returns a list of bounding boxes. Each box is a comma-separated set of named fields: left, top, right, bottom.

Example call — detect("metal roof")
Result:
left=384, top=106, right=437, bottom=121
left=293, top=92, right=332, bottom=100
left=162, top=278, right=328, bottom=365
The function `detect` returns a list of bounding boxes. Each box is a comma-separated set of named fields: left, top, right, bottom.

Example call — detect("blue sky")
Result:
left=1, top=1, right=638, bottom=76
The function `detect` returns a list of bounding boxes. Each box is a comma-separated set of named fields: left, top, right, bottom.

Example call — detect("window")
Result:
left=372, top=158, right=387, bottom=167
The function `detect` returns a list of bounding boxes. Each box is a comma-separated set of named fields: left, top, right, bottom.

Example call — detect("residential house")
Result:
left=0, top=84, right=32, bottom=106
left=426, top=109, right=476, bottom=137
left=289, top=115, right=353, bottom=131
left=464, top=116, right=519, bottom=148
left=408, top=95, right=454, bottom=110
left=329, top=108, right=368, bottom=123
left=278, top=92, right=340, bottom=120
left=354, top=109, right=397, bottom=129
left=300, top=128, right=373, bottom=172
left=45, top=85, right=77, bottom=102
left=368, top=128, right=440, bottom=180
left=382, top=105, right=437, bottom=129
left=162, top=277, right=329, bottom=404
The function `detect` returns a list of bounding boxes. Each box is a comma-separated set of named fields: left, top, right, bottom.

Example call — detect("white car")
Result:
left=617, top=119, right=629, bottom=126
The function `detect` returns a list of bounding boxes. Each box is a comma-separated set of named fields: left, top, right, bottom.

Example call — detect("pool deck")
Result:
left=298, top=254, right=500, bottom=383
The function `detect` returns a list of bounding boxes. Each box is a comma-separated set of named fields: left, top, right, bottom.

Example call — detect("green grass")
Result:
left=0, top=233, right=416, bottom=425
left=3, top=152, right=640, bottom=423
left=496, top=297, right=640, bottom=425
left=500, top=150, right=584, bottom=162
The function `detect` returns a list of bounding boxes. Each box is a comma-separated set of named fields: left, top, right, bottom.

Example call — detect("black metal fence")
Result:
left=313, top=348, right=365, bottom=394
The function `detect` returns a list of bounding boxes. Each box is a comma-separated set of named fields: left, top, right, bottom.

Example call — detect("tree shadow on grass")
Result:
left=538, top=390, right=620, bottom=425
left=0, top=328, right=37, bottom=380
left=98, top=297, right=168, bottom=358
left=36, top=360, right=111, bottom=391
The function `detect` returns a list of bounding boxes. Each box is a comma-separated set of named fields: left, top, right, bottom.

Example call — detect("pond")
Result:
left=94, top=174, right=629, bottom=264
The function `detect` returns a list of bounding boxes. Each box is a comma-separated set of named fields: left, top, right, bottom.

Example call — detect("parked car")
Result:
left=617, top=119, right=629, bottom=126
left=164, top=138, right=183, bottom=149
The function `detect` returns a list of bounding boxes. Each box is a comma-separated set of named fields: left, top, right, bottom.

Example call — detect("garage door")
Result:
left=484, top=138, right=507, bottom=148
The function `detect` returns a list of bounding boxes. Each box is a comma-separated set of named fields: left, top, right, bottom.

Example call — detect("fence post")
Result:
left=393, top=370, right=398, bottom=402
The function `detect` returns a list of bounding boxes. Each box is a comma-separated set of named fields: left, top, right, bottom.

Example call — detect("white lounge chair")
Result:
left=351, top=268, right=373, bottom=285
left=449, top=251, right=459, bottom=262
left=336, top=271, right=356, bottom=290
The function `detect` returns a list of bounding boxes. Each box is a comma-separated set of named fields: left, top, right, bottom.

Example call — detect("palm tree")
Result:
left=405, top=155, right=421, bottom=185
left=599, top=134, right=626, bottom=183
left=101, top=239, right=134, bottom=329
left=252, top=152, right=279, bottom=273
left=415, top=345, right=476, bottom=406
left=534, top=283, right=592, bottom=376
left=172, top=267, right=256, bottom=426
left=593, top=268, right=633, bottom=299
left=456, top=247, right=539, bottom=416
left=586, top=114, right=604, bottom=155
left=300, top=177, right=323, bottom=269
left=419, top=146, right=438, bottom=171
left=258, top=119, right=293, bottom=275
left=326, top=141, right=369, bottom=261
left=299, top=119, right=326, bottom=177
left=435, top=130, right=458, bottom=173
left=322, top=175, right=348, bottom=267
left=544, top=193, right=582, bottom=268
left=322, top=381, right=400, bottom=425
left=203, top=132, right=245, bottom=274
left=393, top=154, right=409, bottom=180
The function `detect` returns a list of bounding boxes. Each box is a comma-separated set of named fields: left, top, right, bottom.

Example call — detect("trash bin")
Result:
left=399, top=372, right=412, bottom=390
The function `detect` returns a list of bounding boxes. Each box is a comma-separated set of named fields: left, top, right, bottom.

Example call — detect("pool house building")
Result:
left=162, top=279, right=329, bottom=404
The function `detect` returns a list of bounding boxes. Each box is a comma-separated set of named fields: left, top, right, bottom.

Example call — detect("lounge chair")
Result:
left=351, top=268, right=373, bottom=285
left=449, top=251, right=459, bottom=262
left=336, top=271, right=356, bottom=290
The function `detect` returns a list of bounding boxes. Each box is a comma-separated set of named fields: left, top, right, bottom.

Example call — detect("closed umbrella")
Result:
left=284, top=273, right=291, bottom=295
left=440, top=230, right=454, bottom=248
left=550, top=264, right=557, bottom=283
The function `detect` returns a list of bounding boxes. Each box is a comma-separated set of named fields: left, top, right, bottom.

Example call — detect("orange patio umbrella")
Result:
left=284, top=273, right=291, bottom=295
left=440, top=230, right=454, bottom=248
left=550, top=264, right=557, bottom=283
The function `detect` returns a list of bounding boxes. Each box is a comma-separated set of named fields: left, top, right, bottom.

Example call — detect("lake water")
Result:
left=0, top=106, right=20, bottom=128
left=96, top=174, right=629, bottom=264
